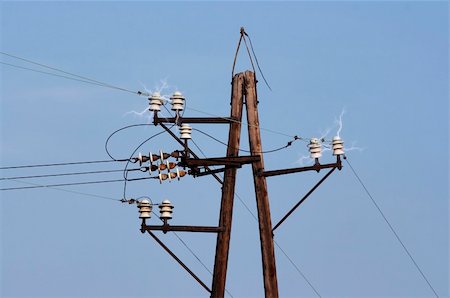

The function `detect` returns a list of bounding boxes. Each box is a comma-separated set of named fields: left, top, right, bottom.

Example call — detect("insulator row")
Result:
left=308, top=136, right=345, bottom=160
left=137, top=199, right=175, bottom=222
left=149, top=91, right=186, bottom=114
left=134, top=150, right=182, bottom=166
left=158, top=168, right=187, bottom=183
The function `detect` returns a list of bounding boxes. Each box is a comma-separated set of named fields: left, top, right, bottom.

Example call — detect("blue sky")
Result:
left=1, top=1, right=448, bottom=298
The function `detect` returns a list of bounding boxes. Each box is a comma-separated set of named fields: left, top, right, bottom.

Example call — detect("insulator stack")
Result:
left=170, top=91, right=185, bottom=112
left=180, top=124, right=192, bottom=139
left=308, top=138, right=322, bottom=159
left=332, top=136, right=344, bottom=156
left=159, top=200, right=174, bottom=220
left=138, top=199, right=152, bottom=219
left=149, top=92, right=163, bottom=112
left=137, top=152, right=150, bottom=166
left=159, top=161, right=177, bottom=171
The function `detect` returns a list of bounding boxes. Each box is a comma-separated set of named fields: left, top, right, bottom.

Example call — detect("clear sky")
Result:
left=1, top=1, right=448, bottom=298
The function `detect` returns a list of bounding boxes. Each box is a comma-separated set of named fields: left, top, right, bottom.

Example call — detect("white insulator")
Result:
left=180, top=124, right=192, bottom=140
left=332, top=136, right=345, bottom=156
left=170, top=91, right=185, bottom=111
left=149, top=92, right=163, bottom=112
left=159, top=199, right=174, bottom=220
left=309, top=138, right=322, bottom=159
left=138, top=199, right=152, bottom=219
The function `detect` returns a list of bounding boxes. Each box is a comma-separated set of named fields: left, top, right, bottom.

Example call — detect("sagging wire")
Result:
left=232, top=27, right=271, bottom=91
left=105, top=124, right=154, bottom=161
left=192, top=128, right=302, bottom=154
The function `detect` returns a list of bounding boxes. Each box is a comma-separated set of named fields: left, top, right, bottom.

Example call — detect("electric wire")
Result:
left=0, top=176, right=155, bottom=191
left=5, top=179, right=120, bottom=202
left=344, top=156, right=439, bottom=298
left=105, top=123, right=154, bottom=161
left=0, top=168, right=139, bottom=181
left=0, top=159, right=128, bottom=170
left=191, top=139, right=321, bottom=297
left=241, top=33, right=257, bottom=80
left=185, top=105, right=301, bottom=139
left=242, top=30, right=272, bottom=91
left=122, top=128, right=174, bottom=199
left=1, top=53, right=303, bottom=141
left=1, top=51, right=307, bottom=141
left=1, top=52, right=144, bottom=96
left=0, top=61, right=112, bottom=88
left=193, top=128, right=300, bottom=154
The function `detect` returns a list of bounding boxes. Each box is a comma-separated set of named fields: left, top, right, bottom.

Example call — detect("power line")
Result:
left=242, top=30, right=272, bottom=91
left=1, top=52, right=144, bottom=96
left=0, top=168, right=139, bottom=181
left=105, top=123, right=154, bottom=161
left=185, top=105, right=301, bottom=139
left=4, top=179, right=120, bottom=202
left=1, top=53, right=305, bottom=141
left=274, top=241, right=322, bottom=298
left=193, top=128, right=301, bottom=154
left=0, top=159, right=128, bottom=170
left=1, top=176, right=155, bottom=191
left=344, top=156, right=439, bottom=298
left=122, top=129, right=174, bottom=199
left=0, top=61, right=112, bottom=88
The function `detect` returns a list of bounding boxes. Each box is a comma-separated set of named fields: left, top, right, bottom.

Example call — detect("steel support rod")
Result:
left=144, top=225, right=223, bottom=233
left=262, top=161, right=340, bottom=177
left=159, top=122, right=223, bottom=185
left=146, top=230, right=212, bottom=293
left=272, top=167, right=337, bottom=233
left=211, top=72, right=245, bottom=298
left=244, top=71, right=279, bottom=298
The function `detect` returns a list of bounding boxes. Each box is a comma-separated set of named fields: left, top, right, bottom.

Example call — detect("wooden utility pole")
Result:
left=211, top=73, right=245, bottom=297
left=244, top=70, right=279, bottom=298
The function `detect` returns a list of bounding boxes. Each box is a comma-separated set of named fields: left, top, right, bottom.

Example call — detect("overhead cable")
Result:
left=344, top=156, right=439, bottom=298
left=0, top=159, right=128, bottom=170
left=4, top=179, right=120, bottom=202
left=1, top=176, right=155, bottom=191
left=0, top=52, right=147, bottom=96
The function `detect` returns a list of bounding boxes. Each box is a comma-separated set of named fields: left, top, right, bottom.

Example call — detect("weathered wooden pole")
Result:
left=244, top=70, right=279, bottom=298
left=211, top=73, right=245, bottom=297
